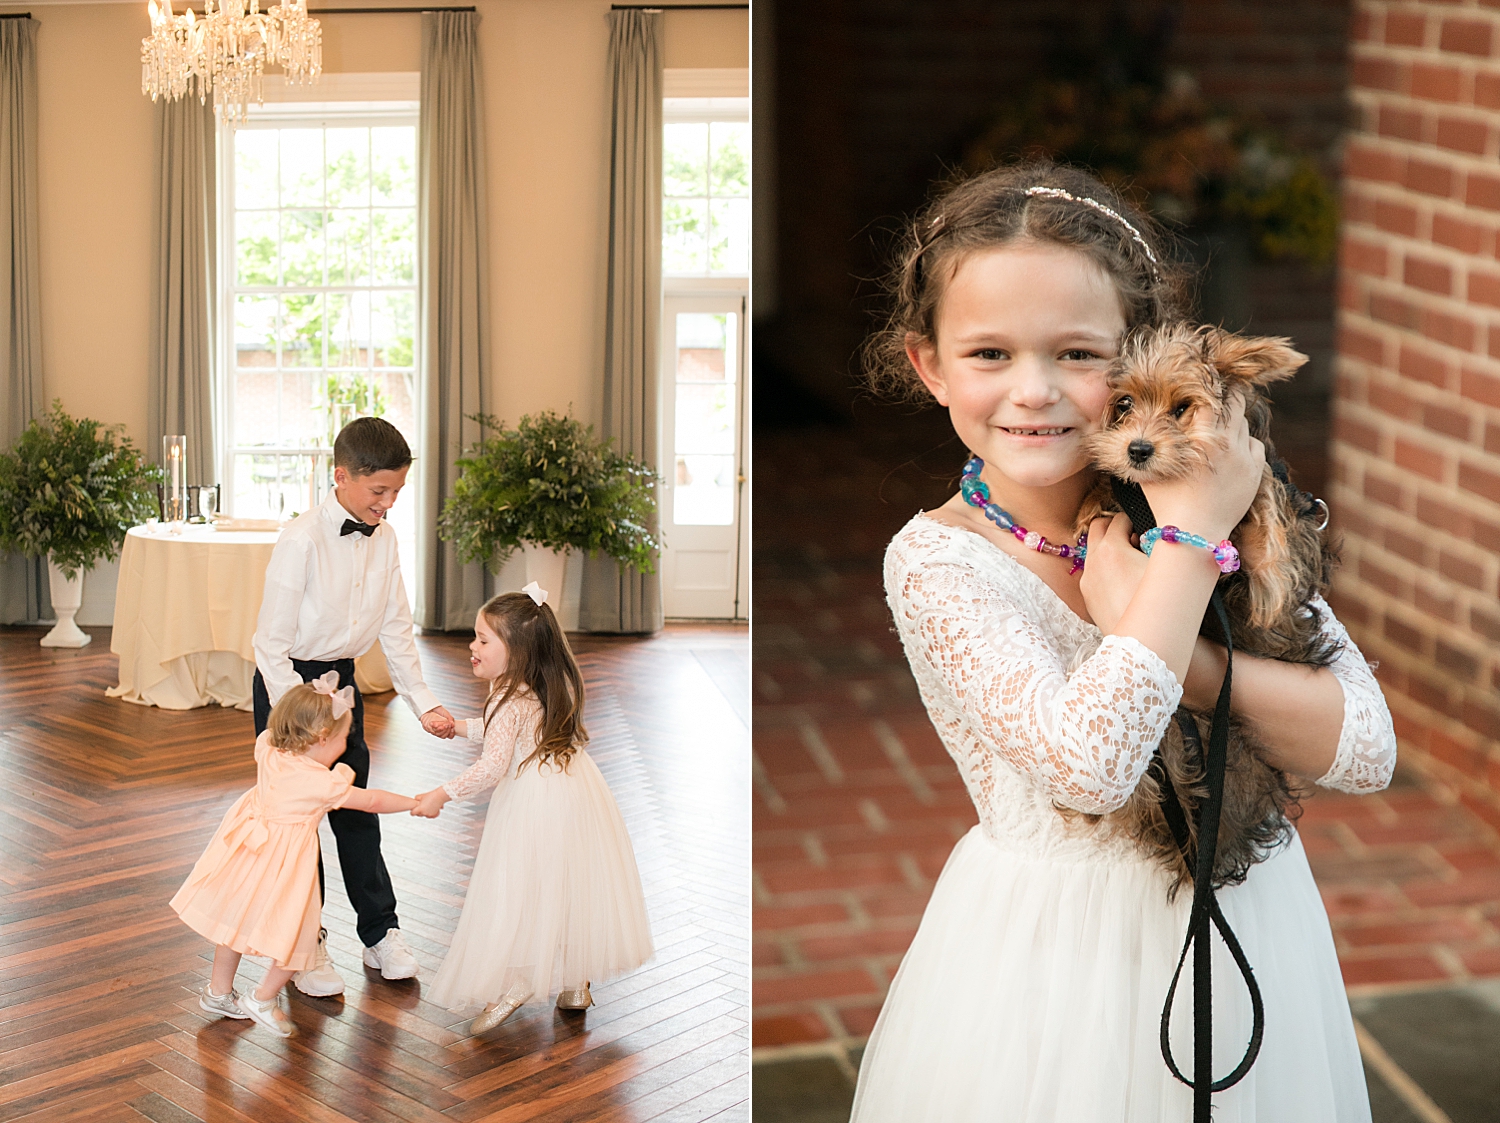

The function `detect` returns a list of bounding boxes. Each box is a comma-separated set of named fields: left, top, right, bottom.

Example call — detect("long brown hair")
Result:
left=864, top=159, right=1189, bottom=400
left=478, top=592, right=588, bottom=771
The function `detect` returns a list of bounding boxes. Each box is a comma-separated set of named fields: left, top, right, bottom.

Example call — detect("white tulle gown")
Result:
left=427, top=692, right=653, bottom=1011
left=850, top=515, right=1398, bottom=1123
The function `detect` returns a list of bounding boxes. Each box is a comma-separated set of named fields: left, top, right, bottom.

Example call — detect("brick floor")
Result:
left=752, top=414, right=1500, bottom=1051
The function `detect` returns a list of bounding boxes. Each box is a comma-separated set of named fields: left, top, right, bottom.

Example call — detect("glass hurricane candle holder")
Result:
left=162, top=435, right=187, bottom=523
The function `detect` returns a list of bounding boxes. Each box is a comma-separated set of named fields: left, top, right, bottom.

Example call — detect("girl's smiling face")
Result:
left=908, top=242, right=1126, bottom=495
left=469, top=610, right=509, bottom=680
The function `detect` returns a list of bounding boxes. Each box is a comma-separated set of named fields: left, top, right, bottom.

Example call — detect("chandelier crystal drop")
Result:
left=141, top=0, right=321, bottom=127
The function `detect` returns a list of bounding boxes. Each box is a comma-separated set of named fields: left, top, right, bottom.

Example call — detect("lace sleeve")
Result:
left=1310, top=596, right=1396, bottom=793
left=442, top=702, right=531, bottom=801
left=893, top=559, right=1184, bottom=815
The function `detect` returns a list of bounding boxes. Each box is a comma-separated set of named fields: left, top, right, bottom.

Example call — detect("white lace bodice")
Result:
left=442, top=694, right=544, bottom=801
left=885, top=514, right=1396, bottom=861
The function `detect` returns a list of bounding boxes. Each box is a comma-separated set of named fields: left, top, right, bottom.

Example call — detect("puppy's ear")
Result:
left=1203, top=328, right=1307, bottom=387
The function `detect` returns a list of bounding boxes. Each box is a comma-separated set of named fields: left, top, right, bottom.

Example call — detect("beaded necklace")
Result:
left=959, top=456, right=1088, bottom=574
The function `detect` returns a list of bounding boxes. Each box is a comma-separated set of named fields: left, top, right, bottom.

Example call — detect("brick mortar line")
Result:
left=1337, top=356, right=1500, bottom=428
left=1325, top=572, right=1497, bottom=678
left=1332, top=542, right=1494, bottom=638
left=1341, top=215, right=1500, bottom=288
left=1335, top=442, right=1500, bottom=528
left=1344, top=134, right=1500, bottom=185
left=1340, top=397, right=1497, bottom=471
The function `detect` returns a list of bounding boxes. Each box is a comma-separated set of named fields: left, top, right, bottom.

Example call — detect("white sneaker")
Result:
left=292, top=929, right=346, bottom=997
left=236, top=990, right=294, bottom=1037
left=362, top=928, right=418, bottom=980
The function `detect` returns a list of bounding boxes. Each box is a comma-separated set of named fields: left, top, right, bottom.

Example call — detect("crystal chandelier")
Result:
left=141, top=0, right=322, bottom=126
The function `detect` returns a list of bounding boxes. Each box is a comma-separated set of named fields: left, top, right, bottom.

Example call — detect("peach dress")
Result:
left=171, top=732, right=356, bottom=970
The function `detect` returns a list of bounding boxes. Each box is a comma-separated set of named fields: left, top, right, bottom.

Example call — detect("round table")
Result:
left=107, top=524, right=392, bottom=711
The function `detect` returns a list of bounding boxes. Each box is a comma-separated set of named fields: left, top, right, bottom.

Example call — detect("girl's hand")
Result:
left=411, top=788, right=448, bottom=818
left=1078, top=513, right=1148, bottom=634
left=420, top=706, right=456, bottom=739
left=1139, top=392, right=1265, bottom=543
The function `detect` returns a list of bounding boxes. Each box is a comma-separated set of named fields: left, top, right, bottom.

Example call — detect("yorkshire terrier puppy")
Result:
left=1074, top=323, right=1340, bottom=894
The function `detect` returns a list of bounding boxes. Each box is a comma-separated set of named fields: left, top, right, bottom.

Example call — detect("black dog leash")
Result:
left=1111, top=479, right=1265, bottom=1120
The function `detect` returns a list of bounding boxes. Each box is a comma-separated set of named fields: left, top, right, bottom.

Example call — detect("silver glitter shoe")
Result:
left=470, top=985, right=533, bottom=1034
left=555, top=984, right=593, bottom=1010
left=198, top=984, right=250, bottom=1019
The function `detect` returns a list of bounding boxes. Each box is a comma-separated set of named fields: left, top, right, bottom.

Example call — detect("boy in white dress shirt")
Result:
left=252, top=417, right=454, bottom=996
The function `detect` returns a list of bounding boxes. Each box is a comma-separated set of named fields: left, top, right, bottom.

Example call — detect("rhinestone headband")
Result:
left=912, top=184, right=1162, bottom=279
left=1022, top=186, right=1160, bottom=266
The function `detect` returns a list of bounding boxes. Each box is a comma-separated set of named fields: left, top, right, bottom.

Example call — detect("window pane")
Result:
left=235, top=295, right=277, bottom=369
left=325, top=128, right=370, bottom=208
left=664, top=198, right=708, bottom=274
left=279, top=129, right=324, bottom=207
left=371, top=291, right=416, bottom=368
left=371, top=126, right=416, bottom=206
left=237, top=210, right=279, bottom=286
left=279, top=370, right=325, bottom=447
left=673, top=454, right=735, bottom=525
left=372, top=209, right=417, bottom=284
left=369, top=370, right=419, bottom=436
left=326, top=291, right=371, bottom=370
left=709, top=197, right=750, bottom=275
left=664, top=122, right=709, bottom=196
left=675, top=383, right=735, bottom=455
left=710, top=121, right=749, bottom=196
left=233, top=371, right=278, bottom=447
left=235, top=130, right=278, bottom=208
left=281, top=210, right=325, bottom=286
left=326, top=209, right=371, bottom=285
left=281, top=294, right=323, bottom=368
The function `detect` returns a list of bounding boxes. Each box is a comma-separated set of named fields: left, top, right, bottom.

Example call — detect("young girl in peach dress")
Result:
left=171, top=673, right=418, bottom=1037
left=413, top=583, right=654, bottom=1035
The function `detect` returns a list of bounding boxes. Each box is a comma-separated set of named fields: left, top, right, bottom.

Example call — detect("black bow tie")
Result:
left=340, top=518, right=377, bottom=538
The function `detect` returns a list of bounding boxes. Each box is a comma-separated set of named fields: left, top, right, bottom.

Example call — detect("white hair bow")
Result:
left=521, top=580, right=548, bottom=606
left=310, top=669, right=355, bottom=720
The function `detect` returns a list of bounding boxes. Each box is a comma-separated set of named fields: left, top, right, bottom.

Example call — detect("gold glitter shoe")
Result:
left=470, top=988, right=532, bottom=1034
left=556, top=983, right=593, bottom=1010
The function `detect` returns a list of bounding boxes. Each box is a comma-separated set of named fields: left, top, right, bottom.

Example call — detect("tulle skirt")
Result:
left=850, top=826, right=1371, bottom=1123
left=427, top=749, right=654, bottom=1011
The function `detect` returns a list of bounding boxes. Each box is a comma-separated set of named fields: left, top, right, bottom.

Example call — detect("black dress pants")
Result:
left=252, top=658, right=399, bottom=948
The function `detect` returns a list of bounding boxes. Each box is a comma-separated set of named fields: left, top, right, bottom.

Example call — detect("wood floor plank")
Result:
left=0, top=623, right=747, bottom=1122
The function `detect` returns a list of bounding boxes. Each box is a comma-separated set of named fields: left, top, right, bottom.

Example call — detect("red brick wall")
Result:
left=1335, top=0, right=1500, bottom=828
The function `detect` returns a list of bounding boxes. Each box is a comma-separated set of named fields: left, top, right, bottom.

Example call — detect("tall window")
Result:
left=662, top=97, right=749, bottom=531
left=663, top=107, right=749, bottom=276
left=221, top=103, right=420, bottom=561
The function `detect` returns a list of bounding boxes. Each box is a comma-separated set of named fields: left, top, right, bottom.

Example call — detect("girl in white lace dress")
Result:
left=849, top=163, right=1395, bottom=1122
left=413, top=585, right=653, bottom=1034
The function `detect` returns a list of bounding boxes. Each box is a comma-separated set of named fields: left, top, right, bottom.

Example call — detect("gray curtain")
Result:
left=0, top=18, right=45, bottom=626
left=579, top=9, right=664, bottom=634
left=416, top=11, right=489, bottom=631
left=148, top=96, right=217, bottom=489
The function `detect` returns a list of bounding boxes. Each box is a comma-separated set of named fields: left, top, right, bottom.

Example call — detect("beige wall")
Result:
left=7, top=1, right=748, bottom=442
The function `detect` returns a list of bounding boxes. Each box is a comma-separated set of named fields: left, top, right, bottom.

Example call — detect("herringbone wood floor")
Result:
left=0, top=623, right=748, bottom=1122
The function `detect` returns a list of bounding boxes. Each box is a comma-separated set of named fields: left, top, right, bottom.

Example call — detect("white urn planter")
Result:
left=520, top=542, right=570, bottom=604
left=40, top=556, right=92, bottom=648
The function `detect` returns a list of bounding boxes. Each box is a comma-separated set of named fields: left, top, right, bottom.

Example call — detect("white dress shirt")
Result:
left=253, top=487, right=442, bottom=717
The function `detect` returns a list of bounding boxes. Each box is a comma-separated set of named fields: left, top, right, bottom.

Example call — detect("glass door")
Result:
left=660, top=293, right=747, bottom=619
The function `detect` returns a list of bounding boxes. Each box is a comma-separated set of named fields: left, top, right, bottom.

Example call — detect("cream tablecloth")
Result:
left=107, top=524, right=392, bottom=711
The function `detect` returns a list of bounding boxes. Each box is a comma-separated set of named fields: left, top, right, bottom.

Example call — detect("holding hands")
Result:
left=411, top=787, right=450, bottom=819
left=420, top=705, right=457, bottom=739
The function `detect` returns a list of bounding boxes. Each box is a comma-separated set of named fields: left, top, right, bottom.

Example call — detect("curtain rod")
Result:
left=0, top=13, right=31, bottom=18
left=308, top=6, right=476, bottom=13
left=610, top=4, right=748, bottom=9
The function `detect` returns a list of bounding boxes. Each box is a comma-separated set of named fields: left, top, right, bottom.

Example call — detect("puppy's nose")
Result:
left=1127, top=439, right=1154, bottom=465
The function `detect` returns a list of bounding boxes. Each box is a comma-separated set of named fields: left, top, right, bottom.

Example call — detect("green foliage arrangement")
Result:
left=0, top=403, right=164, bottom=579
left=965, top=68, right=1339, bottom=266
left=440, top=411, right=660, bottom=573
